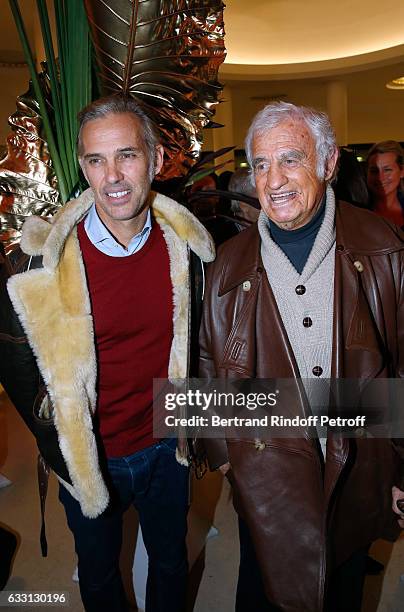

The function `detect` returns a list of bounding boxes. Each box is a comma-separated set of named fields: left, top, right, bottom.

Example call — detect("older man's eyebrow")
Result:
left=278, top=150, right=305, bottom=161
left=252, top=156, right=268, bottom=167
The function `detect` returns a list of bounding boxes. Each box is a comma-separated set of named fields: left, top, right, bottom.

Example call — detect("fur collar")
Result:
left=20, top=188, right=215, bottom=268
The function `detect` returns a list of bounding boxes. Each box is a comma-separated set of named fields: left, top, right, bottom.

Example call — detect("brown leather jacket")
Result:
left=199, top=201, right=404, bottom=612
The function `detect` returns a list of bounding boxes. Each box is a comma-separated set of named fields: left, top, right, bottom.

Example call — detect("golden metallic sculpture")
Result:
left=0, top=1, right=226, bottom=244
left=0, top=83, right=60, bottom=249
left=84, top=0, right=226, bottom=179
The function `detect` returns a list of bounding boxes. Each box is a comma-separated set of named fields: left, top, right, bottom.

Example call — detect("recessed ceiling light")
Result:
left=386, top=77, right=404, bottom=90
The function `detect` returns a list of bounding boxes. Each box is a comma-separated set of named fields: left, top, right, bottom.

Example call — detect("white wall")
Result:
left=201, top=61, right=404, bottom=153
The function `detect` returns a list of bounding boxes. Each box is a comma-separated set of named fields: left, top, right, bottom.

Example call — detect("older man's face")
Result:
left=252, top=119, right=334, bottom=230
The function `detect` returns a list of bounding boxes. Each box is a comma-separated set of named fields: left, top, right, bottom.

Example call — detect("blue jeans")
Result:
left=59, top=439, right=189, bottom=612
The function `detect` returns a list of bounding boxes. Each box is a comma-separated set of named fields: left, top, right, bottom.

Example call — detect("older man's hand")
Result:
left=392, top=486, right=404, bottom=528
left=218, top=462, right=231, bottom=476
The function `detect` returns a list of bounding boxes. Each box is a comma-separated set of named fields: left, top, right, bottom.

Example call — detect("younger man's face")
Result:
left=80, top=112, right=163, bottom=232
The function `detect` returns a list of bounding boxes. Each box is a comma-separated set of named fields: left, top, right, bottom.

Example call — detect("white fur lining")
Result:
left=7, top=230, right=107, bottom=518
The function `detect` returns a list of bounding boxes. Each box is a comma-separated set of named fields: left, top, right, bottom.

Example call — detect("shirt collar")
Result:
left=84, top=203, right=152, bottom=256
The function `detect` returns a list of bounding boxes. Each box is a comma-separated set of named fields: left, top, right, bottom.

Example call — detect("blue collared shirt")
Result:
left=84, top=203, right=152, bottom=257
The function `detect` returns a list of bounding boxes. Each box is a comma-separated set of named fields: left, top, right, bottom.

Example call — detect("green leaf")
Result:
left=9, top=0, right=70, bottom=202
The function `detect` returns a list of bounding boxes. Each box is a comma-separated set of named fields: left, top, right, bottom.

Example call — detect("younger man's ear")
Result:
left=78, top=159, right=88, bottom=184
left=154, top=145, right=164, bottom=178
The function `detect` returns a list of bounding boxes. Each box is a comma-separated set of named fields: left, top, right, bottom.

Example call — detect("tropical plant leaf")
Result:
left=183, top=160, right=231, bottom=187
left=53, top=0, right=93, bottom=186
left=9, top=0, right=70, bottom=203
left=7, top=0, right=93, bottom=206
left=191, top=145, right=235, bottom=171
left=84, top=0, right=226, bottom=179
left=0, top=82, right=61, bottom=249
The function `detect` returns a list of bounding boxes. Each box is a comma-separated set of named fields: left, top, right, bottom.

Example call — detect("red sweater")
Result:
left=77, top=219, right=173, bottom=457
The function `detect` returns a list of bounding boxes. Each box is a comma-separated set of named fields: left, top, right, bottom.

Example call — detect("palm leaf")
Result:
left=184, top=160, right=232, bottom=187
left=8, top=0, right=70, bottom=203
left=6, top=0, right=93, bottom=207
left=84, top=0, right=226, bottom=179
left=191, top=145, right=235, bottom=171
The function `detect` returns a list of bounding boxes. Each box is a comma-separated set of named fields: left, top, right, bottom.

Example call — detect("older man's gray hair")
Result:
left=245, top=101, right=338, bottom=181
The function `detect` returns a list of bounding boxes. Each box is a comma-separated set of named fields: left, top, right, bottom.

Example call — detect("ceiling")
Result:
left=225, top=0, right=404, bottom=64
left=1, top=0, right=404, bottom=77
left=223, top=0, right=404, bottom=79
left=0, top=0, right=404, bottom=103
left=1, top=1, right=404, bottom=146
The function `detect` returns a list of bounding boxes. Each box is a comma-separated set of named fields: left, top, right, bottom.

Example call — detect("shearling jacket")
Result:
left=199, top=199, right=404, bottom=612
left=1, top=188, right=215, bottom=519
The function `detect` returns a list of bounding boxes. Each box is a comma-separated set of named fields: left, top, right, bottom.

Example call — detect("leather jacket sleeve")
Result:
left=0, top=246, right=40, bottom=409
left=198, top=260, right=229, bottom=470
left=0, top=245, right=71, bottom=483
left=398, top=249, right=404, bottom=380
left=392, top=247, right=404, bottom=488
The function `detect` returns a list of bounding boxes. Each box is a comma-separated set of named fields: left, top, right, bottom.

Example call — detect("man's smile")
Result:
left=106, top=190, right=131, bottom=199
left=268, top=191, right=298, bottom=207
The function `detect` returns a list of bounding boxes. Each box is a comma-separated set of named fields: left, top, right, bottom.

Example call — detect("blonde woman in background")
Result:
left=366, top=140, right=404, bottom=227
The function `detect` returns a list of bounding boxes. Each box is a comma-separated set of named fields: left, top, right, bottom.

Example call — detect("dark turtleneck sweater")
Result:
left=268, top=195, right=326, bottom=274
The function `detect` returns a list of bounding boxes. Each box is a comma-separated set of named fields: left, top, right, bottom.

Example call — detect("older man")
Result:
left=1, top=96, right=214, bottom=612
left=199, top=102, right=404, bottom=611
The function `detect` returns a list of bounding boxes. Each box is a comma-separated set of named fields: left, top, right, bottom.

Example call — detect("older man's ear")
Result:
left=325, top=147, right=339, bottom=182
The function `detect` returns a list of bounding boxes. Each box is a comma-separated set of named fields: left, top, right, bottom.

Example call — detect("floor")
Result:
left=1, top=387, right=404, bottom=612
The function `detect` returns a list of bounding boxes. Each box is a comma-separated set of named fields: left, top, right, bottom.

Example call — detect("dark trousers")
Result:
left=59, top=438, right=189, bottom=612
left=236, top=518, right=279, bottom=612
left=0, top=526, right=17, bottom=590
left=325, top=546, right=369, bottom=612
left=236, top=517, right=368, bottom=612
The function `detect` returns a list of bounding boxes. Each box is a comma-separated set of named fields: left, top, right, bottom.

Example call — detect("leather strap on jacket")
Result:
left=37, top=454, right=50, bottom=557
